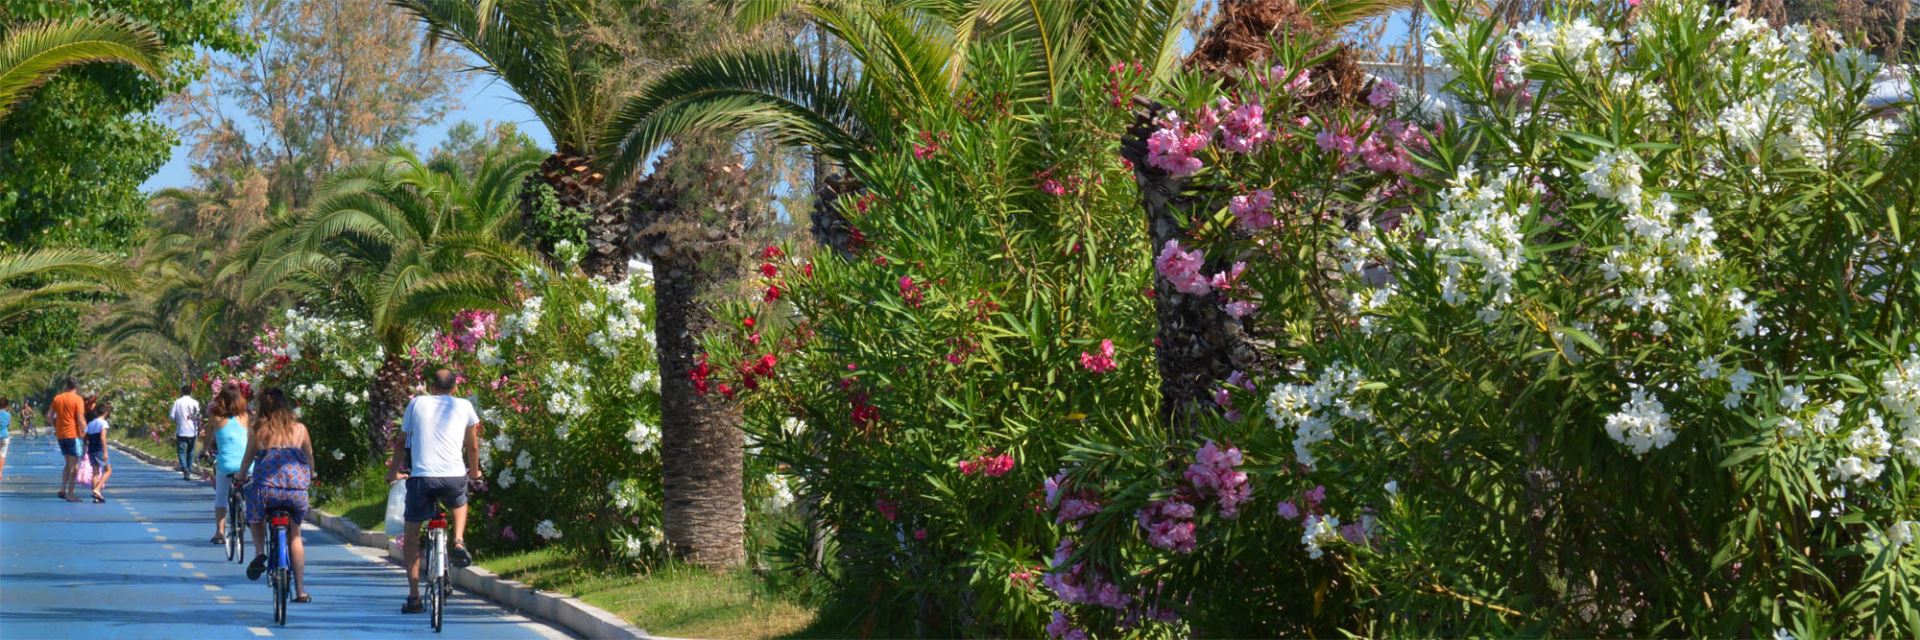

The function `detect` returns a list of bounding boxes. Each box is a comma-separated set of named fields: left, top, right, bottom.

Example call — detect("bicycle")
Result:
left=226, top=475, right=247, bottom=563
left=420, top=510, right=453, bottom=632
left=265, top=507, right=295, bottom=626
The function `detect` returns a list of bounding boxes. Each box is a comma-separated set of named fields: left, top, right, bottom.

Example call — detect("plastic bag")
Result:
left=384, top=479, right=408, bottom=537
left=75, top=456, right=93, bottom=486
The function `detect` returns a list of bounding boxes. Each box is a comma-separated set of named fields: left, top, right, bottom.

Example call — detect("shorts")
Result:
left=215, top=473, right=239, bottom=511
left=1, top=437, right=10, bottom=457
left=84, top=434, right=108, bottom=470
left=404, top=476, right=470, bottom=523
left=246, top=484, right=309, bottom=526
left=58, top=438, right=80, bottom=457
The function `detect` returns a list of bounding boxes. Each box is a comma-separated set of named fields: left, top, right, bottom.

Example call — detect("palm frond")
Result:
left=0, top=15, right=166, bottom=118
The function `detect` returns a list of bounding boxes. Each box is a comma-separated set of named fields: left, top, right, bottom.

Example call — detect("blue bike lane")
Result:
left=0, top=433, right=570, bottom=639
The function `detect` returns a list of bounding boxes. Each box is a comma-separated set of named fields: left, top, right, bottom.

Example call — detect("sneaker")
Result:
left=246, top=554, right=268, bottom=580
left=450, top=543, right=472, bottom=568
left=401, top=596, right=425, bottom=614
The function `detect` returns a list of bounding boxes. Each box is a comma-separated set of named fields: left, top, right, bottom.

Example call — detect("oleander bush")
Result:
left=1048, top=1, right=1920, bottom=637
left=203, top=309, right=384, bottom=484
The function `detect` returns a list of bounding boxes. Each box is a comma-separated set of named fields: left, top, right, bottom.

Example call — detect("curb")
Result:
left=113, top=443, right=653, bottom=640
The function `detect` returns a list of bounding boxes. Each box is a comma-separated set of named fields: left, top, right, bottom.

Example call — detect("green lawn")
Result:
left=479, top=548, right=817, bottom=640
left=314, top=465, right=391, bottom=530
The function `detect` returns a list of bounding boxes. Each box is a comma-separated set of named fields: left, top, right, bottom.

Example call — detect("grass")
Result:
left=479, top=548, right=817, bottom=639
left=314, top=464, right=391, bottom=530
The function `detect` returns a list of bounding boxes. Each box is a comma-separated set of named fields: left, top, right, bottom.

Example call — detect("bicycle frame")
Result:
left=425, top=511, right=450, bottom=632
left=268, top=509, right=293, bottom=625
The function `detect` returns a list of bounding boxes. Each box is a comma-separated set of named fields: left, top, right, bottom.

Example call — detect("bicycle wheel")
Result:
left=433, top=575, right=450, bottom=633
left=273, top=570, right=288, bottom=625
left=428, top=572, right=443, bottom=632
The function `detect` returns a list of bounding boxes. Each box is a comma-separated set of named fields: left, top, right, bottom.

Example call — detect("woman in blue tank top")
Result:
left=206, top=386, right=249, bottom=544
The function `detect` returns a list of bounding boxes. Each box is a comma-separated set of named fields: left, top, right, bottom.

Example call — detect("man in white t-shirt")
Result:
left=388, top=368, right=482, bottom=614
left=168, top=385, right=202, bottom=481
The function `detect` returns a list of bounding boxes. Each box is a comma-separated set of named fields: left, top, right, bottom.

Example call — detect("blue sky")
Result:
left=140, top=65, right=554, bottom=192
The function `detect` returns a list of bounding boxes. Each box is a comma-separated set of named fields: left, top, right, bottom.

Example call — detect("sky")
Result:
left=139, top=63, right=554, bottom=193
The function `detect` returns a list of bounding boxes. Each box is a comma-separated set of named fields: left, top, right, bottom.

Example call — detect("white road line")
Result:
left=146, top=527, right=159, bottom=533
left=248, top=626, right=273, bottom=636
left=170, top=552, right=185, bottom=559
left=162, top=544, right=176, bottom=550
left=193, top=572, right=208, bottom=578
left=203, top=584, right=222, bottom=592
left=155, top=536, right=168, bottom=542
left=180, top=562, right=196, bottom=569
left=215, top=596, right=235, bottom=604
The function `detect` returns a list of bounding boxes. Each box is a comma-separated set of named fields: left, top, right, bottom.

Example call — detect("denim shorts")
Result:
left=404, top=476, right=470, bottom=523
left=84, top=434, right=108, bottom=469
left=58, top=437, right=80, bottom=457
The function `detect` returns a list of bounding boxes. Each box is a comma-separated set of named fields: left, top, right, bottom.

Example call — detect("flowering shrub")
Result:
left=704, top=54, right=1159, bottom=634
left=442, top=269, right=677, bottom=563
left=198, top=309, right=384, bottom=483
left=1047, top=1, right=1919, bottom=637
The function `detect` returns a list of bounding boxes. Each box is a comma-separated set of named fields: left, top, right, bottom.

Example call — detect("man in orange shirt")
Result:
left=50, top=378, right=86, bottom=502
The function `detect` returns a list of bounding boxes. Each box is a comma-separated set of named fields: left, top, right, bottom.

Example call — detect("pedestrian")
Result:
left=50, top=378, right=86, bottom=502
left=83, top=399, right=114, bottom=503
left=236, top=387, right=314, bottom=604
left=0, top=398, right=13, bottom=481
left=390, top=367, right=482, bottom=614
left=206, top=385, right=249, bottom=545
left=169, top=384, right=202, bottom=481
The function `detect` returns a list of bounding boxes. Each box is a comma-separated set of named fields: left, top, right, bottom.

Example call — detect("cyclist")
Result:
left=0, top=398, right=12, bottom=481
left=50, top=378, right=86, bottom=502
left=169, top=384, right=202, bottom=481
left=390, top=368, right=482, bottom=614
left=237, top=388, right=313, bottom=604
left=207, top=386, right=249, bottom=545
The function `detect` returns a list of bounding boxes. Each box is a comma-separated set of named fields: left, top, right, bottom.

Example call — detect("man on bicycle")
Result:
left=389, top=368, right=482, bottom=614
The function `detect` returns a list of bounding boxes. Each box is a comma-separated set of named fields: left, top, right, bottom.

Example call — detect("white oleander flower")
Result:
left=765, top=473, right=795, bottom=513
left=1581, top=149, right=1644, bottom=209
left=1300, top=514, right=1343, bottom=560
left=781, top=417, right=808, bottom=438
left=1604, top=387, right=1676, bottom=455
left=330, top=449, right=345, bottom=461
left=535, top=519, right=562, bottom=541
left=625, top=420, right=659, bottom=455
left=1267, top=362, right=1371, bottom=468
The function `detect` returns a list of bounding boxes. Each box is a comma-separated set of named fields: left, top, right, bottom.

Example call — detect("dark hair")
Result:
left=209, top=385, right=248, bottom=424
left=181, top=384, right=193, bottom=396
left=64, top=377, right=78, bottom=390
left=86, top=400, right=112, bottom=421
left=252, top=388, right=299, bottom=445
left=430, top=368, right=458, bottom=393
left=0, top=398, right=10, bottom=409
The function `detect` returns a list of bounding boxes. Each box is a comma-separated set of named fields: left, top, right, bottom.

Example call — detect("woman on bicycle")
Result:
left=236, top=388, right=314, bottom=602
left=207, top=386, right=249, bottom=545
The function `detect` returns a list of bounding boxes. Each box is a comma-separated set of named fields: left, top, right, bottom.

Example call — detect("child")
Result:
left=0, top=398, right=12, bottom=481
left=84, top=400, right=114, bottom=503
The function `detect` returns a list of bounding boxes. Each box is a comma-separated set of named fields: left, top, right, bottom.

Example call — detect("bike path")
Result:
left=0, top=433, right=570, bottom=639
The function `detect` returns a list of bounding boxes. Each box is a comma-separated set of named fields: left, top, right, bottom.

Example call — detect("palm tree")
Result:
left=241, top=148, right=543, bottom=457
left=0, top=15, right=165, bottom=119
left=0, top=248, right=129, bottom=323
left=391, top=0, right=635, bottom=278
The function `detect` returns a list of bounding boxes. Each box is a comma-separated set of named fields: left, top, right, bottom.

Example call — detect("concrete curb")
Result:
left=113, top=443, right=653, bottom=640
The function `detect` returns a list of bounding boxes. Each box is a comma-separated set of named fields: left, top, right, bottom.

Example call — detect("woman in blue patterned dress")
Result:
left=234, top=388, right=314, bottom=603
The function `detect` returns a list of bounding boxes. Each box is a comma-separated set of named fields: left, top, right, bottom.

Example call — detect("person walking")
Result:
left=0, top=398, right=13, bottom=481
left=236, top=388, right=314, bottom=603
left=206, top=386, right=249, bottom=545
left=50, top=379, right=86, bottom=502
left=83, top=399, right=114, bottom=503
left=389, top=368, right=481, bottom=614
left=169, top=385, right=202, bottom=481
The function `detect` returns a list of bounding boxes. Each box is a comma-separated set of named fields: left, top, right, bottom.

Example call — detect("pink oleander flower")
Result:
left=1039, top=178, right=1066, bottom=196
left=1229, top=189, right=1276, bottom=232
left=1155, top=240, right=1212, bottom=296
left=1268, top=64, right=1311, bottom=93
left=1145, top=116, right=1207, bottom=177
left=1225, top=300, right=1259, bottom=319
left=1057, top=496, right=1102, bottom=524
left=501, top=525, right=518, bottom=541
left=1218, top=99, right=1271, bottom=154
left=1316, top=126, right=1358, bottom=156
left=1209, top=261, right=1248, bottom=292
left=1042, top=539, right=1132, bottom=609
left=913, top=528, right=928, bottom=541
left=1367, top=78, right=1399, bottom=109
left=1079, top=339, right=1117, bottom=374
left=1184, top=441, right=1251, bottom=518
left=1340, top=522, right=1369, bottom=545
left=1047, top=610, right=1087, bottom=640
left=875, top=498, right=899, bottom=522
left=958, top=451, right=1015, bottom=478
left=898, top=276, right=924, bottom=308
left=1277, top=501, right=1301, bottom=520
left=1136, top=498, right=1198, bottom=553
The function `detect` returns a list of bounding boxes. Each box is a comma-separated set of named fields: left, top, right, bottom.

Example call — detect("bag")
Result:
left=75, top=456, right=93, bottom=486
left=384, top=479, right=408, bottom=537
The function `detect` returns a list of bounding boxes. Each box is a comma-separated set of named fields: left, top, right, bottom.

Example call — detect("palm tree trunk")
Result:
left=367, top=352, right=411, bottom=460
left=519, top=149, right=628, bottom=280
left=1121, top=99, right=1265, bottom=433
left=626, top=143, right=760, bottom=569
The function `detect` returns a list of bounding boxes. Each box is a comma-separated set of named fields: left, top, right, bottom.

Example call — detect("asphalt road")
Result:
left=0, top=432, right=569, bottom=639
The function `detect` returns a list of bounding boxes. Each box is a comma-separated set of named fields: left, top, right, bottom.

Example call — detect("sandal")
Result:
left=210, top=535, right=226, bottom=545
left=91, top=494, right=105, bottom=503
left=294, top=594, right=312, bottom=603
left=401, top=596, right=424, bottom=614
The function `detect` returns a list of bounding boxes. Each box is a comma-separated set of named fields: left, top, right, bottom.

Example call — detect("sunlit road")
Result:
left=0, top=433, right=569, bottom=639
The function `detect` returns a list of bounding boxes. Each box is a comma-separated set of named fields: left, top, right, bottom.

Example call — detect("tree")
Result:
left=0, top=15, right=164, bottom=118
left=168, top=0, right=466, bottom=207
left=0, top=0, right=249, bottom=375
left=240, top=148, right=543, bottom=456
